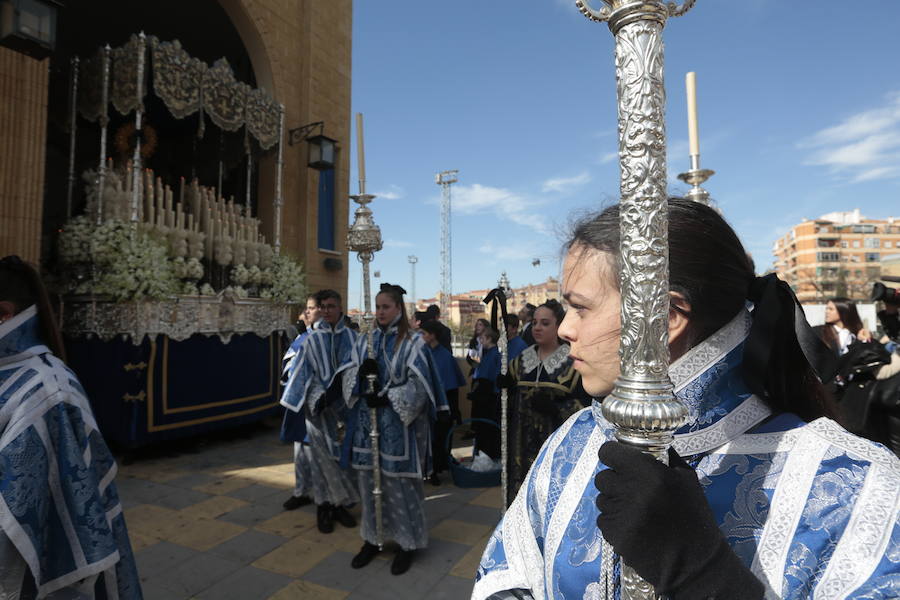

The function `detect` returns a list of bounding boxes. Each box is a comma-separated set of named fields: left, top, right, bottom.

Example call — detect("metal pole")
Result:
left=576, top=1, right=694, bottom=598
left=66, top=57, right=80, bottom=219
left=408, top=255, right=418, bottom=306
left=497, top=273, right=511, bottom=513
left=96, top=46, right=111, bottom=225
left=130, top=32, right=147, bottom=228
left=274, top=103, right=285, bottom=253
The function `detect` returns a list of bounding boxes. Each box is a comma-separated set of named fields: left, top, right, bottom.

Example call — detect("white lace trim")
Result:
left=815, top=460, right=900, bottom=600
left=543, top=426, right=603, bottom=598
left=669, top=308, right=751, bottom=392
left=751, top=426, right=831, bottom=596
left=671, top=395, right=772, bottom=455
left=519, top=344, right=570, bottom=377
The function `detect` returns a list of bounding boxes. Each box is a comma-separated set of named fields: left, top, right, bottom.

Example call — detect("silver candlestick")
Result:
left=576, top=1, right=694, bottom=598
left=677, top=155, right=715, bottom=206
left=347, top=190, right=384, bottom=549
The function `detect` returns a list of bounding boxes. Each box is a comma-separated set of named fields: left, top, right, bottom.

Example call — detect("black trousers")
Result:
left=470, top=384, right=500, bottom=460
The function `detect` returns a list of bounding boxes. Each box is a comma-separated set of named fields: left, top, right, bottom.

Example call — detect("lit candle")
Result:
left=686, top=71, right=700, bottom=157
left=356, top=112, right=366, bottom=191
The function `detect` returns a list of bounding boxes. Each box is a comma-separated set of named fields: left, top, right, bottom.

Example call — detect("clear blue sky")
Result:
left=346, top=0, right=900, bottom=311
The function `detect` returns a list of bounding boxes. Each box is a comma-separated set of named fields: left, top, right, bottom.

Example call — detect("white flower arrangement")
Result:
left=231, top=264, right=250, bottom=286
left=259, top=254, right=306, bottom=303
left=57, top=216, right=179, bottom=301
left=199, top=283, right=216, bottom=296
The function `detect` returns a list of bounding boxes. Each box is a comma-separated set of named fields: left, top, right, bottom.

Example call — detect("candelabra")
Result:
left=576, top=1, right=694, bottom=598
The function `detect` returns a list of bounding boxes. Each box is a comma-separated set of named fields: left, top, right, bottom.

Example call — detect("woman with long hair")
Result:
left=820, top=296, right=871, bottom=355
left=344, top=283, right=446, bottom=576
left=0, top=256, right=142, bottom=598
left=473, top=200, right=899, bottom=600
left=501, top=299, right=589, bottom=506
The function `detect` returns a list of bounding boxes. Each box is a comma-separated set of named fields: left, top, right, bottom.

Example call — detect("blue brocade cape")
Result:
left=473, top=308, right=900, bottom=600
left=0, top=306, right=142, bottom=599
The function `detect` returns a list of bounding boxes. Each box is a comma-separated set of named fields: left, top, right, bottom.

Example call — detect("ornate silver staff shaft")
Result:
left=347, top=183, right=384, bottom=549
left=496, top=272, right=512, bottom=512
left=130, top=32, right=147, bottom=229
left=96, top=45, right=111, bottom=225
left=66, top=56, right=79, bottom=219
left=576, top=1, right=694, bottom=598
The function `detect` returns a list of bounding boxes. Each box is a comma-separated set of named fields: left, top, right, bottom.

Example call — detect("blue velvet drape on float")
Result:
left=65, top=332, right=284, bottom=448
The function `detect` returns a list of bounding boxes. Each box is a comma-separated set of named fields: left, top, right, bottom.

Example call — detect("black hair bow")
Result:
left=482, top=287, right=509, bottom=332
left=742, top=273, right=837, bottom=397
left=379, top=283, right=407, bottom=296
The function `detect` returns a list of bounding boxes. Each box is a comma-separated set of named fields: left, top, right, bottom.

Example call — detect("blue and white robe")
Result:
left=343, top=321, right=446, bottom=550
left=473, top=309, right=900, bottom=600
left=280, top=317, right=359, bottom=506
left=0, top=306, right=142, bottom=599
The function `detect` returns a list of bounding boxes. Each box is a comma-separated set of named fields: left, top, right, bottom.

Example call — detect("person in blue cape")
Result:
left=421, top=319, right=466, bottom=484
left=344, top=283, right=447, bottom=576
left=280, top=289, right=359, bottom=533
left=280, top=294, right=322, bottom=511
left=0, top=256, right=142, bottom=599
left=473, top=199, right=900, bottom=600
left=470, top=327, right=502, bottom=460
left=503, top=314, right=529, bottom=362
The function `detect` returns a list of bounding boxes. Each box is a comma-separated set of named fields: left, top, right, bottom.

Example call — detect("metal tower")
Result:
left=408, top=255, right=418, bottom=306
left=435, top=170, right=458, bottom=319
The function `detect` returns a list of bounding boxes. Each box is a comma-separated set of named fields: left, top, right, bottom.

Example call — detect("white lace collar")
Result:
left=519, top=344, right=570, bottom=376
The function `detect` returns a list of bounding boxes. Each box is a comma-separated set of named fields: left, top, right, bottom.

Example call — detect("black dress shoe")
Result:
left=428, top=473, right=441, bottom=486
left=351, top=542, right=380, bottom=569
left=317, top=503, right=335, bottom=534
left=283, top=495, right=312, bottom=510
left=332, top=505, right=356, bottom=528
left=391, top=549, right=415, bottom=575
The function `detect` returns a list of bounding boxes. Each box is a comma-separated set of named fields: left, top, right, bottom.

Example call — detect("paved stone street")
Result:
left=117, top=419, right=498, bottom=599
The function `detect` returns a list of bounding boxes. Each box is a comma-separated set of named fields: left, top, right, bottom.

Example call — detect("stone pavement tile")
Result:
left=449, top=533, right=491, bottom=579
left=195, top=565, right=292, bottom=600
left=252, top=534, right=338, bottom=577
left=228, top=483, right=288, bottom=503
left=163, top=471, right=220, bottom=490
left=125, top=505, right=187, bottom=540
left=437, top=486, right=489, bottom=504
left=115, top=479, right=184, bottom=507
left=179, top=494, right=248, bottom=520
left=118, top=463, right=190, bottom=483
left=138, top=579, right=187, bottom=600
left=430, top=518, right=493, bottom=546
left=268, top=580, right=349, bottom=600
left=427, top=574, right=476, bottom=600
left=219, top=499, right=286, bottom=527
left=424, top=495, right=466, bottom=527
left=157, top=552, right=243, bottom=597
left=301, top=549, right=391, bottom=592
left=412, top=538, right=472, bottom=574
left=134, top=541, right=198, bottom=580
left=128, top=531, right=159, bottom=553
left=449, top=503, right=502, bottom=527
left=164, top=516, right=247, bottom=551
left=208, top=529, right=288, bottom=565
left=254, top=509, right=317, bottom=538
left=153, top=486, right=214, bottom=510
left=469, top=487, right=504, bottom=509
left=222, top=466, right=294, bottom=490
left=192, top=474, right=255, bottom=496
left=345, top=561, right=445, bottom=600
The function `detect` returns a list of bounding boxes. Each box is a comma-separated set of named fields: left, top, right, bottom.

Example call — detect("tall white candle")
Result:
left=686, top=71, right=700, bottom=157
left=356, top=112, right=366, bottom=192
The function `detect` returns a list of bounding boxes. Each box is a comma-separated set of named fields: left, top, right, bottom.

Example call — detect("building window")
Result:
left=865, top=252, right=880, bottom=262
left=885, top=240, right=893, bottom=248
left=852, top=224, right=876, bottom=234
left=852, top=240, right=861, bottom=248
left=840, top=241, right=848, bottom=248
left=864, top=238, right=880, bottom=248
left=855, top=270, right=862, bottom=278
left=817, top=252, right=840, bottom=262
left=317, top=168, right=335, bottom=251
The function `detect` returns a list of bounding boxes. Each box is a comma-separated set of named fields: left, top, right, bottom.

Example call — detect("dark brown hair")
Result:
left=0, top=256, right=66, bottom=360
left=821, top=297, right=864, bottom=353
left=376, top=283, right=410, bottom=341
left=567, top=198, right=834, bottom=422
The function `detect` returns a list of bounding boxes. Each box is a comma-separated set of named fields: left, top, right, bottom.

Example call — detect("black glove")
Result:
left=360, top=358, right=379, bottom=378
left=496, top=372, right=516, bottom=390
left=364, top=391, right=389, bottom=408
left=595, top=441, right=764, bottom=599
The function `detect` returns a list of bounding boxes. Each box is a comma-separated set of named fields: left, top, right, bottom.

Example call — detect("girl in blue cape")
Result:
left=344, top=283, right=446, bottom=576
left=473, top=199, right=900, bottom=600
left=0, top=256, right=142, bottom=599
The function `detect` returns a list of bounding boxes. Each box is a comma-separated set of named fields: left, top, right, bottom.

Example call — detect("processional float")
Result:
left=346, top=113, right=385, bottom=549
left=574, top=0, right=698, bottom=597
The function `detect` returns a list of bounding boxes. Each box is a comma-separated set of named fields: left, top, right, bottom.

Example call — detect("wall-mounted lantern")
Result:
left=0, top=0, right=61, bottom=60
left=288, top=121, right=337, bottom=170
